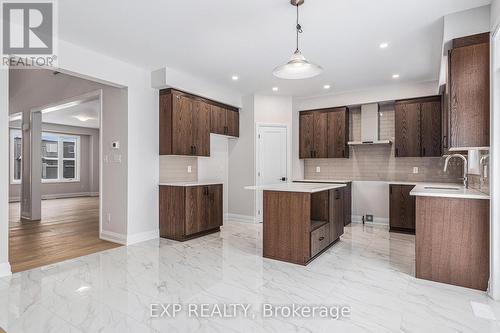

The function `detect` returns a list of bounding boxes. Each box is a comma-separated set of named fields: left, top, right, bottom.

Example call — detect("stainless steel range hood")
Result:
left=347, top=103, right=392, bottom=146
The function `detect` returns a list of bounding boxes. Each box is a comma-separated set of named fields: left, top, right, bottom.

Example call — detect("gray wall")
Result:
left=9, top=123, right=100, bottom=201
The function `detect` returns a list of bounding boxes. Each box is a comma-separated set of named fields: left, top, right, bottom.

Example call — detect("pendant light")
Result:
left=273, top=0, right=323, bottom=80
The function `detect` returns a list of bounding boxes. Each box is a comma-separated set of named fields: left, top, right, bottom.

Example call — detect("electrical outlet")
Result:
left=413, top=167, right=419, bottom=174
left=365, top=214, right=374, bottom=222
left=316, top=166, right=321, bottom=173
left=187, top=165, right=192, bottom=173
left=107, top=213, right=111, bottom=224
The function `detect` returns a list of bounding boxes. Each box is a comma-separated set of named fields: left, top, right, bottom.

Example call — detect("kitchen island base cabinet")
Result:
left=263, top=188, right=344, bottom=265
left=159, top=184, right=223, bottom=241
left=416, top=196, right=489, bottom=291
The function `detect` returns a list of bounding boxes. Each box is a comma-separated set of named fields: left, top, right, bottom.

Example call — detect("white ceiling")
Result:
left=59, top=0, right=491, bottom=97
left=42, top=99, right=100, bottom=129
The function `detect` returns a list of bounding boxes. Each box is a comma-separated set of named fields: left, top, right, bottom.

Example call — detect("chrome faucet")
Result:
left=444, top=154, right=468, bottom=188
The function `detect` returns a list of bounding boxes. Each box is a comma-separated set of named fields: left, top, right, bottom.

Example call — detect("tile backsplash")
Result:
left=159, top=156, right=198, bottom=182
left=304, top=106, right=463, bottom=183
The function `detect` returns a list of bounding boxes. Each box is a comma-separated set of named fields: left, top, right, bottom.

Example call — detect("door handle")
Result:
left=280, top=177, right=287, bottom=182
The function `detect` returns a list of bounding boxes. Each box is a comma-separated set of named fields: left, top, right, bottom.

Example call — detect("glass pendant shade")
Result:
left=273, top=50, right=323, bottom=79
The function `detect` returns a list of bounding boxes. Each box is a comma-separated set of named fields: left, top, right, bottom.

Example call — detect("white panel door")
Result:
left=256, top=126, right=287, bottom=222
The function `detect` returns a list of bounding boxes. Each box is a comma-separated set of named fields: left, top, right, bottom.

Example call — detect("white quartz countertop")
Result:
left=410, top=184, right=490, bottom=200
left=245, top=182, right=346, bottom=193
left=293, top=179, right=352, bottom=184
left=159, top=180, right=223, bottom=187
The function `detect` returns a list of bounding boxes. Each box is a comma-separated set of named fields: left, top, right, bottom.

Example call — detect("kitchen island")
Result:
left=246, top=183, right=346, bottom=265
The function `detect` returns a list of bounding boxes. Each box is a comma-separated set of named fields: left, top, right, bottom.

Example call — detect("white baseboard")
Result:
left=100, top=229, right=159, bottom=246
left=225, top=213, right=259, bottom=224
left=9, top=192, right=100, bottom=203
left=100, top=230, right=127, bottom=245
left=126, top=229, right=159, bottom=245
left=352, top=215, right=389, bottom=226
left=0, top=262, right=12, bottom=277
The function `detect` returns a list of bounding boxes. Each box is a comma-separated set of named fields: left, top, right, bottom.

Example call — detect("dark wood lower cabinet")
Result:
left=416, top=196, right=489, bottom=291
left=160, top=184, right=223, bottom=241
left=263, top=187, right=345, bottom=265
left=389, top=184, right=416, bottom=234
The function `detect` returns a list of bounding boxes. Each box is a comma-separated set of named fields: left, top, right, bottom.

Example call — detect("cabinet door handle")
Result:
left=310, top=150, right=313, bottom=158
left=319, top=236, right=325, bottom=241
left=342, top=149, right=345, bottom=158
left=422, top=147, right=426, bottom=156
left=395, top=148, right=399, bottom=157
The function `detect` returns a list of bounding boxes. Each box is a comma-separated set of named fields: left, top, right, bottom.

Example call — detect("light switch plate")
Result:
left=316, top=166, right=321, bottom=173
left=413, top=167, right=419, bottom=174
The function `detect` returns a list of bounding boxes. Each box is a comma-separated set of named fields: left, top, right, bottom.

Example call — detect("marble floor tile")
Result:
left=2, top=222, right=499, bottom=332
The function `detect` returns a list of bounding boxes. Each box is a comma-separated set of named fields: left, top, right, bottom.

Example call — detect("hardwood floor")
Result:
left=9, top=197, right=121, bottom=273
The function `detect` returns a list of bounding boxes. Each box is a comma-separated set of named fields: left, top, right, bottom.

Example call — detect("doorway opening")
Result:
left=7, top=69, right=122, bottom=272
left=255, top=124, right=288, bottom=222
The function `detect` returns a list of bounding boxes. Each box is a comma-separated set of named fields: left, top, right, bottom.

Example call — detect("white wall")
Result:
left=439, top=5, right=491, bottom=85
left=0, top=69, right=11, bottom=276
left=227, top=94, right=293, bottom=222
left=228, top=95, right=256, bottom=220
left=151, top=67, right=242, bottom=108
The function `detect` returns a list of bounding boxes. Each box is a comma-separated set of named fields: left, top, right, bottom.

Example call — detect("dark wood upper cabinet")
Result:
left=420, top=99, right=442, bottom=157
left=211, top=106, right=239, bottom=137
left=299, top=112, right=314, bottom=158
left=160, top=89, right=239, bottom=156
left=210, top=105, right=226, bottom=135
left=299, top=107, right=349, bottom=159
left=448, top=32, right=490, bottom=149
left=225, top=109, right=239, bottom=137
left=327, top=107, right=349, bottom=158
left=389, top=184, right=415, bottom=234
left=192, top=100, right=211, bottom=157
left=395, top=96, right=441, bottom=158
left=313, top=111, right=328, bottom=158
left=395, top=100, right=421, bottom=157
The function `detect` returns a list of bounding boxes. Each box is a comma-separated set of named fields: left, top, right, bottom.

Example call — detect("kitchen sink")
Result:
left=423, top=186, right=461, bottom=191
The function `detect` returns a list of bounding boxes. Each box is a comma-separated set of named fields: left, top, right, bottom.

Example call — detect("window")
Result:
left=41, top=133, right=80, bottom=182
left=10, top=130, right=81, bottom=184
left=10, top=129, right=22, bottom=184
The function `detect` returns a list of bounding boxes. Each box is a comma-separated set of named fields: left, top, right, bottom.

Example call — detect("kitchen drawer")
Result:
left=311, top=223, right=330, bottom=257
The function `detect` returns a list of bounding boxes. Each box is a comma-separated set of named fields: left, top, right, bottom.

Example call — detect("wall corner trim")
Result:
left=0, top=262, right=12, bottom=277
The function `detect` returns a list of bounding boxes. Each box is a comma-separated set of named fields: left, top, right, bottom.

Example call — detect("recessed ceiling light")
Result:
left=392, top=74, right=400, bottom=79
left=323, top=84, right=331, bottom=90
left=272, top=87, right=279, bottom=92
left=379, top=42, right=389, bottom=49
left=231, top=75, right=239, bottom=81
